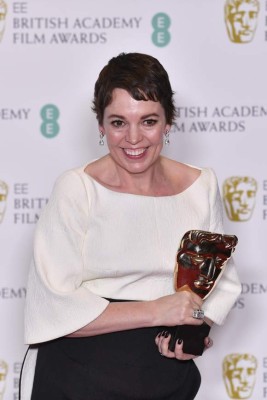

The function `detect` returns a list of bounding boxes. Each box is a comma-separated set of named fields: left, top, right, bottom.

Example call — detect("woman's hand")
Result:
left=151, top=290, right=204, bottom=327
left=155, top=331, right=213, bottom=360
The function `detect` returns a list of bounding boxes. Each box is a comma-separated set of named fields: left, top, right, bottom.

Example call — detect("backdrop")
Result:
left=0, top=0, right=266, bottom=399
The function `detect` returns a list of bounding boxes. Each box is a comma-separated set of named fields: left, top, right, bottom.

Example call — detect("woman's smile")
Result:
left=122, top=147, right=147, bottom=158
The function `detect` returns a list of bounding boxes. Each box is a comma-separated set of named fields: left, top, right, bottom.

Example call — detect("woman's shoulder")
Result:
left=162, top=157, right=217, bottom=194
left=165, top=157, right=216, bottom=178
left=162, top=158, right=200, bottom=192
left=46, top=166, right=92, bottom=204
left=36, top=166, right=91, bottom=227
left=52, top=167, right=85, bottom=189
left=83, top=155, right=115, bottom=184
left=163, top=157, right=198, bottom=174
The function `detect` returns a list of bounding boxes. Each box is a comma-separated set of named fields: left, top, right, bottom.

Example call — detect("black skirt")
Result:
left=30, top=301, right=201, bottom=400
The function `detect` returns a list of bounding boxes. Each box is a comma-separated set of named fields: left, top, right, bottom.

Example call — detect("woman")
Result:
left=20, top=53, right=241, bottom=399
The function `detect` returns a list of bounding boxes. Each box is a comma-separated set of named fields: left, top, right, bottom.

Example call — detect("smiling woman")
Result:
left=88, top=53, right=181, bottom=195
left=20, top=52, right=241, bottom=400
left=91, top=88, right=170, bottom=187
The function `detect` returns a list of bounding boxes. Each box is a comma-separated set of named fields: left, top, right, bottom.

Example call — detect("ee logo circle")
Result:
left=152, top=13, right=171, bottom=47
left=40, top=104, right=60, bottom=138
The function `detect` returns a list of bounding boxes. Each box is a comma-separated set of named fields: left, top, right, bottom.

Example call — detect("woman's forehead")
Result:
left=105, top=88, right=164, bottom=116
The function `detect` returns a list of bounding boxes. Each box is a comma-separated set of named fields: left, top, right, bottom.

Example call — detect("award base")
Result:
left=168, top=322, right=211, bottom=356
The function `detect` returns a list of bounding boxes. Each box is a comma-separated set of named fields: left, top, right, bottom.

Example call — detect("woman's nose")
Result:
left=125, top=126, right=142, bottom=144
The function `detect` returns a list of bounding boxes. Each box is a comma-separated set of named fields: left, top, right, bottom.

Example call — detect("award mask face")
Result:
left=224, top=0, right=260, bottom=43
left=0, top=180, right=8, bottom=223
left=0, top=360, right=8, bottom=400
left=0, top=0, right=7, bottom=43
left=223, top=354, right=257, bottom=399
left=176, top=230, right=238, bottom=299
left=223, top=177, right=257, bottom=222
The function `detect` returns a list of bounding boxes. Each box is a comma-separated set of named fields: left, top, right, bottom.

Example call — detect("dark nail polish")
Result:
left=177, top=338, right=183, bottom=344
left=164, top=331, right=169, bottom=338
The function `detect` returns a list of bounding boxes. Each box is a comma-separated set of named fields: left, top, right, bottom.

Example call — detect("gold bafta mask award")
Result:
left=224, top=0, right=260, bottom=44
left=0, top=360, right=8, bottom=400
left=223, top=353, right=257, bottom=399
left=168, top=230, right=238, bottom=355
left=0, top=0, right=7, bottom=43
left=0, top=180, right=8, bottom=223
left=223, top=176, right=257, bottom=222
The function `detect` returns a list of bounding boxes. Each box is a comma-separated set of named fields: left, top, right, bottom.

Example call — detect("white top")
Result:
left=24, top=165, right=241, bottom=344
left=21, top=165, right=241, bottom=399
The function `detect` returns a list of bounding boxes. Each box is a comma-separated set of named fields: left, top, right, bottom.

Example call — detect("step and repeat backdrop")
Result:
left=0, top=0, right=267, bottom=399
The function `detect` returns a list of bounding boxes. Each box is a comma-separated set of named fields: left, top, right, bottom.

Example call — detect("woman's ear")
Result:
left=165, top=124, right=171, bottom=133
left=98, top=126, right=105, bottom=146
left=99, top=125, right=105, bottom=135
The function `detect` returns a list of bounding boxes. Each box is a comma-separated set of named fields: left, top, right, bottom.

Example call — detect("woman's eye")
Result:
left=111, top=120, right=125, bottom=127
left=144, top=119, right=157, bottom=126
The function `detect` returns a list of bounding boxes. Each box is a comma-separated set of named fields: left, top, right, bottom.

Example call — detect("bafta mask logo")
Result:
left=223, top=176, right=257, bottom=222
left=224, top=0, right=260, bottom=43
left=0, top=180, right=8, bottom=223
left=223, top=353, right=257, bottom=399
left=0, top=0, right=7, bottom=43
left=0, top=360, right=8, bottom=400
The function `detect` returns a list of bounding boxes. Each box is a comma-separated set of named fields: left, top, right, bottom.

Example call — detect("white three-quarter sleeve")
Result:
left=24, top=170, right=109, bottom=344
left=201, top=169, right=241, bottom=325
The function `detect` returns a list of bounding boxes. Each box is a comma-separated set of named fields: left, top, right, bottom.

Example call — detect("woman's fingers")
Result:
left=155, top=331, right=198, bottom=360
left=155, top=331, right=213, bottom=359
left=155, top=331, right=171, bottom=356
left=204, top=336, right=213, bottom=350
left=173, top=339, right=198, bottom=360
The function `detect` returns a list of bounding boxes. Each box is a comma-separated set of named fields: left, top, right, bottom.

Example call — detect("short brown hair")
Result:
left=92, top=52, right=176, bottom=125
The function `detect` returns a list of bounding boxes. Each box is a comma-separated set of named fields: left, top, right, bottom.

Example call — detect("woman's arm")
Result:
left=67, top=290, right=204, bottom=337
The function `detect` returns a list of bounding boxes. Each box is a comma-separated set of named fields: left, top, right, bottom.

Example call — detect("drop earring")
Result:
left=164, top=131, right=170, bottom=145
left=99, top=132, right=104, bottom=146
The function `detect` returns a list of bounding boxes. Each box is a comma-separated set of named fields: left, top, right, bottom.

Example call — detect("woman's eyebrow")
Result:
left=107, top=113, right=160, bottom=119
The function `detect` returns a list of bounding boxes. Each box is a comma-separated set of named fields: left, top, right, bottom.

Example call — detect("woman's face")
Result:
left=100, top=88, right=170, bottom=175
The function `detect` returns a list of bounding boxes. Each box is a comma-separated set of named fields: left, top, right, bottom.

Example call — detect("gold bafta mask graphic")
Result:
left=0, top=180, right=8, bottom=223
left=223, top=354, right=257, bottom=399
left=224, top=0, right=260, bottom=43
left=0, top=0, right=7, bottom=42
left=223, top=176, right=257, bottom=222
left=0, top=360, right=8, bottom=400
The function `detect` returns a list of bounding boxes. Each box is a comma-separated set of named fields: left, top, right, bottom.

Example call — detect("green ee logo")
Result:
left=40, top=104, right=60, bottom=138
left=152, top=13, right=171, bottom=47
